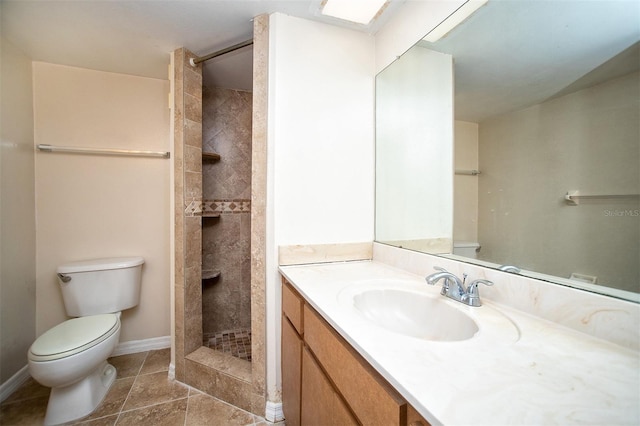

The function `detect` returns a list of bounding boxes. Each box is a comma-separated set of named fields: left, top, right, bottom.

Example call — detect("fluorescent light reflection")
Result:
left=321, top=0, right=388, bottom=25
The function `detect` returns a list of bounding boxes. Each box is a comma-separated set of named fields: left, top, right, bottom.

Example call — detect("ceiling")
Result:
left=0, top=0, right=401, bottom=89
left=423, top=0, right=640, bottom=122
left=3, top=1, right=638, bottom=114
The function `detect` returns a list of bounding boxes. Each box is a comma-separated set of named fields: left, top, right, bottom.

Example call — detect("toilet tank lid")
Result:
left=453, top=241, right=480, bottom=248
left=57, top=256, right=144, bottom=274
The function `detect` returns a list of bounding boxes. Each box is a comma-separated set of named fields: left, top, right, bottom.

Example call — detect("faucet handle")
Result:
left=465, top=279, right=494, bottom=307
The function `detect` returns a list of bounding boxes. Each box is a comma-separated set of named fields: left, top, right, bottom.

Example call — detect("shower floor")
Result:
left=203, top=328, right=252, bottom=362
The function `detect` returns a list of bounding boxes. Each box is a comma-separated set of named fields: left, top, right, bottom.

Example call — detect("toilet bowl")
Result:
left=29, top=314, right=121, bottom=424
left=27, top=256, right=143, bottom=425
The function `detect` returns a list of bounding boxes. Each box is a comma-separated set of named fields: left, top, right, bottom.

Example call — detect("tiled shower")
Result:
left=201, top=85, right=253, bottom=361
left=173, top=15, right=267, bottom=414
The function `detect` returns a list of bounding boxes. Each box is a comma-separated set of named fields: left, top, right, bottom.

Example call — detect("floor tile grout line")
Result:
left=116, top=395, right=189, bottom=417
left=135, top=350, right=150, bottom=377
left=109, top=349, right=151, bottom=421
left=183, top=388, right=192, bottom=426
left=115, top=364, right=143, bottom=423
left=113, top=364, right=189, bottom=423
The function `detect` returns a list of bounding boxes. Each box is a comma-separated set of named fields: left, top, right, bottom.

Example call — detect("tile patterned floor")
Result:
left=0, top=349, right=271, bottom=426
left=203, top=329, right=252, bottom=362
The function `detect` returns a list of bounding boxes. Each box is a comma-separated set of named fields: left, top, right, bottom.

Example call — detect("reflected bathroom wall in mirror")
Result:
left=375, top=0, right=640, bottom=301
left=376, top=45, right=454, bottom=253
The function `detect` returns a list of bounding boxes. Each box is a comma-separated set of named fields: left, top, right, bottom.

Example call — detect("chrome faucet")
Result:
left=426, top=267, right=493, bottom=307
left=426, top=269, right=467, bottom=301
left=498, top=265, right=521, bottom=274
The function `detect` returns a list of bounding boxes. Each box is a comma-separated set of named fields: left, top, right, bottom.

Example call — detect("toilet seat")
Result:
left=29, top=314, right=119, bottom=362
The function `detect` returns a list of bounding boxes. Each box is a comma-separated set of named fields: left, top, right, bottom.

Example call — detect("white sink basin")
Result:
left=337, top=279, right=520, bottom=345
left=353, top=288, right=479, bottom=341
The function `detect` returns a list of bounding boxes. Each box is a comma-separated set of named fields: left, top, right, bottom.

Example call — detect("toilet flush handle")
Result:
left=57, top=273, right=71, bottom=283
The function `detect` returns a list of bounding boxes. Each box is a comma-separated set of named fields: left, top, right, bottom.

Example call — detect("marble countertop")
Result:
left=279, top=260, right=640, bottom=426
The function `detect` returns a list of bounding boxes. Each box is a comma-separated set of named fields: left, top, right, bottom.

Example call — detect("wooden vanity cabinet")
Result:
left=301, top=347, right=359, bottom=425
left=282, top=281, right=303, bottom=426
left=281, top=278, right=430, bottom=426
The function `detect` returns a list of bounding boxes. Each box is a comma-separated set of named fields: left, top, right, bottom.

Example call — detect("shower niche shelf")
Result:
left=202, top=269, right=221, bottom=281
left=202, top=151, right=221, bottom=162
left=202, top=212, right=221, bottom=218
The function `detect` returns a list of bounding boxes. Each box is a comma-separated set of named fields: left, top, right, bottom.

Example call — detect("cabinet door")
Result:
left=304, top=305, right=406, bottom=425
left=282, top=316, right=302, bottom=426
left=301, top=347, right=358, bottom=426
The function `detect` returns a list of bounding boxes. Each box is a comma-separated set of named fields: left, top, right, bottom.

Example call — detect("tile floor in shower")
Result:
left=0, top=348, right=271, bottom=425
left=203, top=329, right=252, bottom=362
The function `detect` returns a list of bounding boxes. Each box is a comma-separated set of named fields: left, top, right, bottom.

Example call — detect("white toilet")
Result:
left=28, top=256, right=144, bottom=425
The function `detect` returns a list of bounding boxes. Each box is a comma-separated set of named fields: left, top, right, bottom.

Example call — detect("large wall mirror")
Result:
left=375, top=0, right=639, bottom=301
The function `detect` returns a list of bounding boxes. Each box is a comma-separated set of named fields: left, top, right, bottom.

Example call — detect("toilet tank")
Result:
left=56, top=257, right=144, bottom=317
left=453, top=242, right=480, bottom=259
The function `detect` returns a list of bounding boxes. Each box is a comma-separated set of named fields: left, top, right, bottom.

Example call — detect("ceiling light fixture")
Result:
left=423, top=0, right=488, bottom=43
left=321, top=0, right=388, bottom=25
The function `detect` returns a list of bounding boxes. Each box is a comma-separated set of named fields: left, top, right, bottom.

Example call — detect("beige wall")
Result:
left=478, top=72, right=639, bottom=292
left=453, top=120, right=479, bottom=243
left=33, top=62, right=171, bottom=341
left=0, top=37, right=36, bottom=384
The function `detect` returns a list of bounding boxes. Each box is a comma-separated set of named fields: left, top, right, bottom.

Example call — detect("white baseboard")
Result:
left=0, top=365, right=30, bottom=403
left=265, top=401, right=284, bottom=423
left=111, top=335, right=171, bottom=357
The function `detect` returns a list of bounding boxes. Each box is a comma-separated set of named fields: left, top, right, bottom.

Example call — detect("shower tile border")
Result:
left=184, top=199, right=251, bottom=216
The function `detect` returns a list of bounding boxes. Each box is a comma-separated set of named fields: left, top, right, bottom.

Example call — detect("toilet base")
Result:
left=44, top=361, right=117, bottom=426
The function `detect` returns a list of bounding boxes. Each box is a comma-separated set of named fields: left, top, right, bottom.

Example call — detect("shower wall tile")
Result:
left=185, top=217, right=202, bottom=271
left=173, top=47, right=187, bottom=381
left=185, top=145, right=202, bottom=175
left=250, top=14, right=269, bottom=401
left=185, top=119, right=202, bottom=148
left=185, top=355, right=253, bottom=413
left=202, top=86, right=253, bottom=337
left=174, top=281, right=185, bottom=379
left=184, top=224, right=203, bottom=356
left=187, top=346, right=251, bottom=380
left=184, top=200, right=202, bottom=217
left=214, top=370, right=253, bottom=413
left=173, top=47, right=203, bottom=381
left=202, top=212, right=251, bottom=334
left=185, top=93, right=202, bottom=123
left=184, top=171, right=202, bottom=202
left=202, top=87, right=252, bottom=201
left=184, top=68, right=202, bottom=100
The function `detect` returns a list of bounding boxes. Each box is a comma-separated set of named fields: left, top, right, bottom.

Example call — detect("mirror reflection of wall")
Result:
left=375, top=0, right=639, bottom=300
left=375, top=45, right=454, bottom=254
left=455, top=67, right=639, bottom=293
